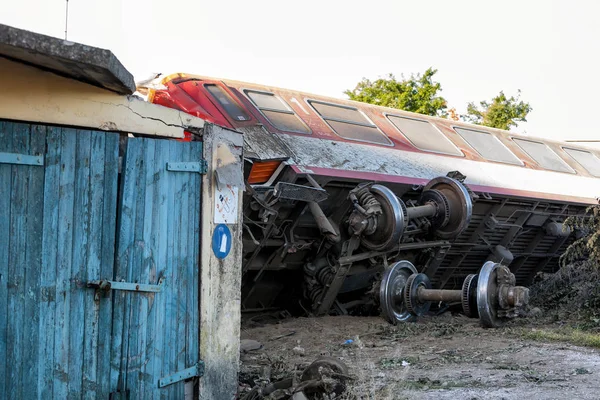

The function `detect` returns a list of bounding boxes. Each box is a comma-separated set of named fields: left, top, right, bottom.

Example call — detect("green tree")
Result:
left=344, top=68, right=448, bottom=117
left=463, top=90, right=532, bottom=130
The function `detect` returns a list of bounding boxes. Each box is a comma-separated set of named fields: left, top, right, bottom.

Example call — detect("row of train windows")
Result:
left=207, top=84, right=600, bottom=177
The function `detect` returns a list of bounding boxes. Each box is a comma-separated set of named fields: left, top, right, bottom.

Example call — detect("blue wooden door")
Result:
left=0, top=124, right=203, bottom=399
left=110, top=137, right=203, bottom=399
left=0, top=122, right=120, bottom=399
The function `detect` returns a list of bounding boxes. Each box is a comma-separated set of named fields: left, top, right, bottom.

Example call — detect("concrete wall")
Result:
left=199, top=124, right=245, bottom=400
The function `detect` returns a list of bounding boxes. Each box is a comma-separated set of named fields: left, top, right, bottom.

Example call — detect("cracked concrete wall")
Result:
left=0, top=57, right=204, bottom=137
left=199, top=124, right=244, bottom=400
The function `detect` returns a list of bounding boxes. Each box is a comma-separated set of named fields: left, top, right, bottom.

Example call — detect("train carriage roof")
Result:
left=141, top=72, right=600, bottom=204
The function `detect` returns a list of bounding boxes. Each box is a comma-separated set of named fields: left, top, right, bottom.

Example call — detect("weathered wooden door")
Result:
left=0, top=123, right=121, bottom=399
left=109, top=137, right=203, bottom=399
left=0, top=123, right=203, bottom=399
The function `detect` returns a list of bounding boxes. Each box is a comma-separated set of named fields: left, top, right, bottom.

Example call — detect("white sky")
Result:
left=2, top=0, right=599, bottom=141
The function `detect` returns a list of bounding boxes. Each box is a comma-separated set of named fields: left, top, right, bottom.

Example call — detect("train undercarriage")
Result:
left=241, top=165, right=583, bottom=328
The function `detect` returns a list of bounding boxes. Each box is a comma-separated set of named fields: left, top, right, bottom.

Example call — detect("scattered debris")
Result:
left=292, top=346, right=305, bottom=356
left=574, top=368, right=591, bottom=375
left=270, top=331, right=296, bottom=341
left=239, top=356, right=350, bottom=399
left=241, top=339, right=263, bottom=353
left=240, top=315, right=600, bottom=399
left=300, top=356, right=351, bottom=396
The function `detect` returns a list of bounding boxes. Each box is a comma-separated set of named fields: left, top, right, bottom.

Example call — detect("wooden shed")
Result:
left=0, top=24, right=243, bottom=399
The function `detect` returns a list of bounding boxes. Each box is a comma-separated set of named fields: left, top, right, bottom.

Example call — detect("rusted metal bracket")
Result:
left=159, top=361, right=205, bottom=388
left=87, top=277, right=165, bottom=300
left=167, top=160, right=207, bottom=174
left=0, top=152, right=43, bottom=166
left=273, top=182, right=328, bottom=203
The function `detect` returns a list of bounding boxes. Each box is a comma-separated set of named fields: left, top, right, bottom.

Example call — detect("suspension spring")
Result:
left=355, top=185, right=381, bottom=215
left=307, top=286, right=324, bottom=305
left=316, top=267, right=335, bottom=286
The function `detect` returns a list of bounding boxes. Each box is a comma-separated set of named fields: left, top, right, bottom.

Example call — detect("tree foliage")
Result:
left=532, top=205, right=600, bottom=327
left=463, top=90, right=532, bottom=130
left=345, top=70, right=532, bottom=131
left=344, top=68, right=448, bottom=117
left=561, top=205, right=600, bottom=268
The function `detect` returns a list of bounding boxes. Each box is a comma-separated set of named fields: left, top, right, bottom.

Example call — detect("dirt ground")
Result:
left=239, top=314, right=600, bottom=399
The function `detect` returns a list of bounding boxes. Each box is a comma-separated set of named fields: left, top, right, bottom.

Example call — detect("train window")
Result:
left=513, top=138, right=575, bottom=173
left=205, top=84, right=251, bottom=121
left=244, top=90, right=310, bottom=134
left=563, top=148, right=600, bottom=176
left=454, top=127, right=522, bottom=165
left=387, top=115, right=463, bottom=156
left=246, top=91, right=288, bottom=111
left=308, top=100, right=392, bottom=145
left=261, top=110, right=311, bottom=133
left=310, top=102, right=367, bottom=125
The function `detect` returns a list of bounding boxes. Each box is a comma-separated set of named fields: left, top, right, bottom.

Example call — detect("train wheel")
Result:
left=360, top=184, right=407, bottom=251
left=379, top=260, right=417, bottom=324
left=477, top=261, right=504, bottom=328
left=476, top=261, right=529, bottom=328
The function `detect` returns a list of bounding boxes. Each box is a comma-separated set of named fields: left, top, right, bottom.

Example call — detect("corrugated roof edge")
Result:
left=0, top=23, right=135, bottom=95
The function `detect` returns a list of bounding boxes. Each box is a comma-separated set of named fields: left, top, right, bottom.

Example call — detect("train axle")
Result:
left=380, top=260, right=530, bottom=328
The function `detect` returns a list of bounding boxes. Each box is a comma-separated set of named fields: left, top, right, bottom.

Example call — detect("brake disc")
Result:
left=423, top=176, right=472, bottom=239
left=404, top=273, right=432, bottom=316
left=461, top=274, right=478, bottom=318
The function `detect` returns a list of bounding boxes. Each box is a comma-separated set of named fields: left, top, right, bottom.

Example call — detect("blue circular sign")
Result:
left=212, top=224, right=232, bottom=259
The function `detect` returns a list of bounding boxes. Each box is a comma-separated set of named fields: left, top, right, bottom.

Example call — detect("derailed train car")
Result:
left=140, top=73, right=600, bottom=327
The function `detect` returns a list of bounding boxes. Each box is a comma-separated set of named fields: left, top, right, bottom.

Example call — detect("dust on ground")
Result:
left=240, top=314, right=600, bottom=399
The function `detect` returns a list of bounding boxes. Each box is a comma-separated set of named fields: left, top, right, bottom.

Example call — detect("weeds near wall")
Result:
left=530, top=260, right=600, bottom=330
left=560, top=204, right=600, bottom=267
left=528, top=204, right=600, bottom=330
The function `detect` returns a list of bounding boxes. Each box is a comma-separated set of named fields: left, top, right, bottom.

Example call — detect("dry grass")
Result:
left=517, top=327, right=600, bottom=349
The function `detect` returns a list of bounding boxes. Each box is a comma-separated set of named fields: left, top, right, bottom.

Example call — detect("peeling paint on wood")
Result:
left=0, top=123, right=120, bottom=398
left=0, top=122, right=205, bottom=399
left=113, top=137, right=203, bottom=399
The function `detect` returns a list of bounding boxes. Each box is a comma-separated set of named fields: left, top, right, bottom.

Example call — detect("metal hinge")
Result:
left=159, top=361, right=205, bottom=388
left=0, top=152, right=44, bottom=166
left=167, top=160, right=207, bottom=174
left=87, top=277, right=165, bottom=300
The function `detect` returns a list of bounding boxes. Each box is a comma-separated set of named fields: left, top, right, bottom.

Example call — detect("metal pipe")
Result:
left=417, top=288, right=463, bottom=303
left=545, top=221, right=572, bottom=237
left=305, top=174, right=323, bottom=189
left=338, top=240, right=450, bottom=265
left=406, top=203, right=437, bottom=220
left=308, top=201, right=340, bottom=242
